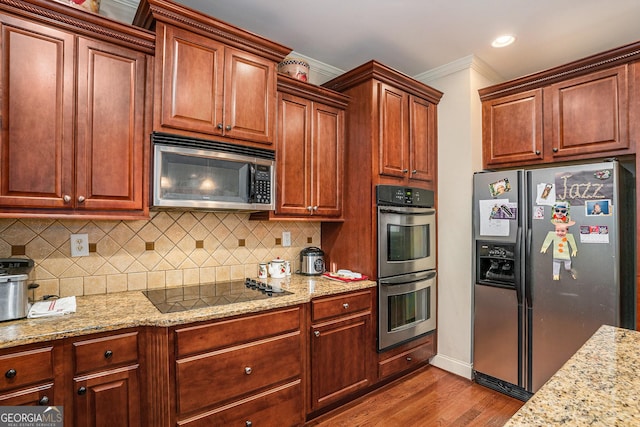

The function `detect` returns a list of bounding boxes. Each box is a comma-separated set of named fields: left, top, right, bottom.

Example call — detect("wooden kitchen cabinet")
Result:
left=308, top=289, right=375, bottom=413
left=251, top=75, right=348, bottom=221
left=170, top=307, right=305, bottom=426
left=480, top=56, right=635, bottom=169
left=68, top=330, right=142, bottom=427
left=0, top=1, right=153, bottom=218
left=0, top=344, right=62, bottom=407
left=135, top=0, right=291, bottom=148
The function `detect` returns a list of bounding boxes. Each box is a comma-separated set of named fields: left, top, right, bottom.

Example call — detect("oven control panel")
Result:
left=376, top=185, right=434, bottom=207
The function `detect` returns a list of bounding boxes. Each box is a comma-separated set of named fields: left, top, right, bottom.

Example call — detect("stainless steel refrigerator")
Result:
left=472, top=160, right=635, bottom=400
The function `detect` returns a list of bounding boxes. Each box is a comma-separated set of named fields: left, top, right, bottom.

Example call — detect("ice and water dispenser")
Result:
left=476, top=242, right=516, bottom=287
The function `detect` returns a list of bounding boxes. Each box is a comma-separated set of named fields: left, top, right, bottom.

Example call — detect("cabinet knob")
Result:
left=63, top=195, right=71, bottom=203
left=402, top=169, right=408, bottom=173
left=104, top=350, right=113, bottom=359
left=217, top=123, right=223, bottom=129
left=314, top=331, right=320, bottom=337
left=342, top=303, right=349, bottom=309
left=535, top=150, right=541, bottom=155
left=306, top=206, right=312, bottom=211
left=406, top=357, right=413, bottom=362
left=244, top=367, right=252, bottom=375
left=77, top=386, right=87, bottom=396
left=412, top=170, right=417, bottom=174
left=38, top=396, right=49, bottom=406
left=312, top=206, right=318, bottom=211
left=225, top=125, right=232, bottom=131
left=552, top=147, right=559, bottom=153
left=5, top=368, right=16, bottom=379
left=245, top=421, right=253, bottom=427
left=77, top=196, right=85, bottom=203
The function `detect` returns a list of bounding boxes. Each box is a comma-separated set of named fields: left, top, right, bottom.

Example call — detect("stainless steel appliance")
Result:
left=143, top=278, right=292, bottom=313
left=299, top=247, right=325, bottom=275
left=152, top=132, right=275, bottom=211
left=0, top=258, right=35, bottom=322
left=472, top=160, right=636, bottom=400
left=377, top=185, right=437, bottom=351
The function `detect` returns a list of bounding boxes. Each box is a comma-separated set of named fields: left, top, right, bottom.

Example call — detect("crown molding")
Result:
left=414, top=54, right=504, bottom=84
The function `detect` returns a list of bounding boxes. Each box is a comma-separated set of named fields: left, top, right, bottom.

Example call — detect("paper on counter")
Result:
left=28, top=296, right=76, bottom=318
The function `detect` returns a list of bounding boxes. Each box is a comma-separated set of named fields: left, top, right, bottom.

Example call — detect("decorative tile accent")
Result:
left=0, top=212, right=319, bottom=297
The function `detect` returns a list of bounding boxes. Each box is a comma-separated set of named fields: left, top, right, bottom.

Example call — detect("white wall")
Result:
left=417, top=56, right=500, bottom=378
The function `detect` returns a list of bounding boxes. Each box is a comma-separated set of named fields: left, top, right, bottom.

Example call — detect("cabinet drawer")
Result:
left=0, top=347, right=54, bottom=392
left=72, top=332, right=138, bottom=375
left=176, top=331, right=301, bottom=416
left=378, top=335, right=435, bottom=379
left=312, top=290, right=372, bottom=322
left=175, top=307, right=301, bottom=357
left=179, top=380, right=303, bottom=427
left=0, top=382, right=55, bottom=406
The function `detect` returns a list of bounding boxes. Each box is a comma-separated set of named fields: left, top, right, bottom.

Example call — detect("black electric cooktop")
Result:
left=143, top=278, right=292, bottom=314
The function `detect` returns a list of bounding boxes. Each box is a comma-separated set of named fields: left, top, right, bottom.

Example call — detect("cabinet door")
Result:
left=378, top=83, right=409, bottom=178
left=224, top=47, right=276, bottom=145
left=549, top=65, right=629, bottom=158
left=311, top=102, right=343, bottom=216
left=482, top=89, right=544, bottom=167
left=73, top=366, right=141, bottom=427
left=0, top=15, right=74, bottom=208
left=310, top=314, right=371, bottom=411
left=158, top=23, right=224, bottom=136
left=277, top=92, right=311, bottom=215
left=76, top=37, right=147, bottom=211
left=409, top=95, right=436, bottom=184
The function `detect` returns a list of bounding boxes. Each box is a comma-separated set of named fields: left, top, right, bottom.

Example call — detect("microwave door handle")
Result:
left=249, top=164, right=256, bottom=202
left=379, top=208, right=435, bottom=216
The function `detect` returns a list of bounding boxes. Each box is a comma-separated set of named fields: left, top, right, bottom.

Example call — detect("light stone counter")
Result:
left=0, top=275, right=376, bottom=349
left=505, top=325, right=640, bottom=426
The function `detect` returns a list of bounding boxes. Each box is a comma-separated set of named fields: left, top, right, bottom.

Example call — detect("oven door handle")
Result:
left=379, top=208, right=435, bottom=216
left=379, top=270, right=436, bottom=286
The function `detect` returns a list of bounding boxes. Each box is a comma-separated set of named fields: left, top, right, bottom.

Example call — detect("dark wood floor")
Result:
left=307, top=365, right=524, bottom=427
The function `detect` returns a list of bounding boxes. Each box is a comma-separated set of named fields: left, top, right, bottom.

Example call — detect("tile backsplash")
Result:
left=0, top=212, right=320, bottom=299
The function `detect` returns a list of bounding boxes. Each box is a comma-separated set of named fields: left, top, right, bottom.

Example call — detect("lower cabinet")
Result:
left=308, top=289, right=375, bottom=413
left=171, top=307, right=305, bottom=426
left=377, top=333, right=436, bottom=381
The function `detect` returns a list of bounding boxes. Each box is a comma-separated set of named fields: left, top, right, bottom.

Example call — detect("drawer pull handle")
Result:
left=5, top=369, right=16, bottom=379
left=314, top=331, right=320, bottom=337
left=244, top=367, right=252, bottom=375
left=104, top=350, right=113, bottom=359
left=217, top=123, right=223, bottom=129
left=38, top=396, right=49, bottom=406
left=226, top=125, right=232, bottom=131
left=245, top=421, right=253, bottom=427
left=412, top=169, right=417, bottom=174
left=63, top=195, right=71, bottom=203
left=406, top=357, right=413, bottom=362
left=402, top=169, right=408, bottom=173
left=77, top=195, right=85, bottom=203
left=343, top=303, right=349, bottom=309
left=552, top=147, right=559, bottom=153
left=535, top=150, right=541, bottom=155
left=77, top=386, right=87, bottom=396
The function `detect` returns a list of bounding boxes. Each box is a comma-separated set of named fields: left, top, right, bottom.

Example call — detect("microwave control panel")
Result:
left=376, top=185, right=434, bottom=208
left=253, top=164, right=271, bottom=204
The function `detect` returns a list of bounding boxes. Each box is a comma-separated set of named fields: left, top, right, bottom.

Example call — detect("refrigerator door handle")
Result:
left=525, top=227, right=533, bottom=307
left=514, top=226, right=523, bottom=305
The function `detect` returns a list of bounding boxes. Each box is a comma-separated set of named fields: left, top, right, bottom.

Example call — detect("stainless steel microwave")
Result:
left=152, top=132, right=275, bottom=211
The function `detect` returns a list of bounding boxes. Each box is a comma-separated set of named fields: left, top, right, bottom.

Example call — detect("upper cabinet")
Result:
left=0, top=0, right=154, bottom=219
left=480, top=42, right=640, bottom=169
left=324, top=61, right=442, bottom=190
left=134, top=0, right=291, bottom=149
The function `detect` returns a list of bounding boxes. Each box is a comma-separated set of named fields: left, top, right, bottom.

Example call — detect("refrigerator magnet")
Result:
left=579, top=225, right=609, bottom=244
left=585, top=200, right=611, bottom=216
left=488, top=178, right=511, bottom=197
left=535, top=183, right=556, bottom=206
left=532, top=206, right=545, bottom=220
left=540, top=202, right=578, bottom=281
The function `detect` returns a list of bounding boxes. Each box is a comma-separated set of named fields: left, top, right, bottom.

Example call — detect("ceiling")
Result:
left=105, top=0, right=640, bottom=82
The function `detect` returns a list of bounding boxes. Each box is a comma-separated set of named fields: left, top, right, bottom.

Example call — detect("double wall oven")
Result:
left=377, top=185, right=437, bottom=351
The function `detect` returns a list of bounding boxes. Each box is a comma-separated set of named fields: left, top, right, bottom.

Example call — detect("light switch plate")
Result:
left=70, top=233, right=89, bottom=257
left=282, top=231, right=291, bottom=247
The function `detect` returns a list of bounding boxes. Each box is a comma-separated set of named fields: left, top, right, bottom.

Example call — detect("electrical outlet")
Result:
left=282, top=231, right=291, bottom=247
left=70, top=233, right=89, bottom=257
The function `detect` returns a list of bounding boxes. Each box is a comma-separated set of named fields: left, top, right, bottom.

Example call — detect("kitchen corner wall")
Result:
left=0, top=212, right=320, bottom=300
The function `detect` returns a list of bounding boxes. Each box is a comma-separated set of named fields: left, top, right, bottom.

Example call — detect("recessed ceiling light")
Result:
left=492, top=34, right=516, bottom=48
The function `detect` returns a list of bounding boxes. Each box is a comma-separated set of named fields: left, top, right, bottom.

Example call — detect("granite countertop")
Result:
left=0, top=275, right=376, bottom=349
left=505, top=325, right=640, bottom=426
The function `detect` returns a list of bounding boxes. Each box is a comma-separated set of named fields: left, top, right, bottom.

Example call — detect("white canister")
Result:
left=268, top=259, right=286, bottom=278
left=258, top=263, right=268, bottom=279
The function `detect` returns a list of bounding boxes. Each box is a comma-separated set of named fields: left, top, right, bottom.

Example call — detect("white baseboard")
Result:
left=430, top=354, right=474, bottom=380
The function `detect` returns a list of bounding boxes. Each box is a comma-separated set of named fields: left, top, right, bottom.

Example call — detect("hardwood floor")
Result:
left=307, top=365, right=524, bottom=427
